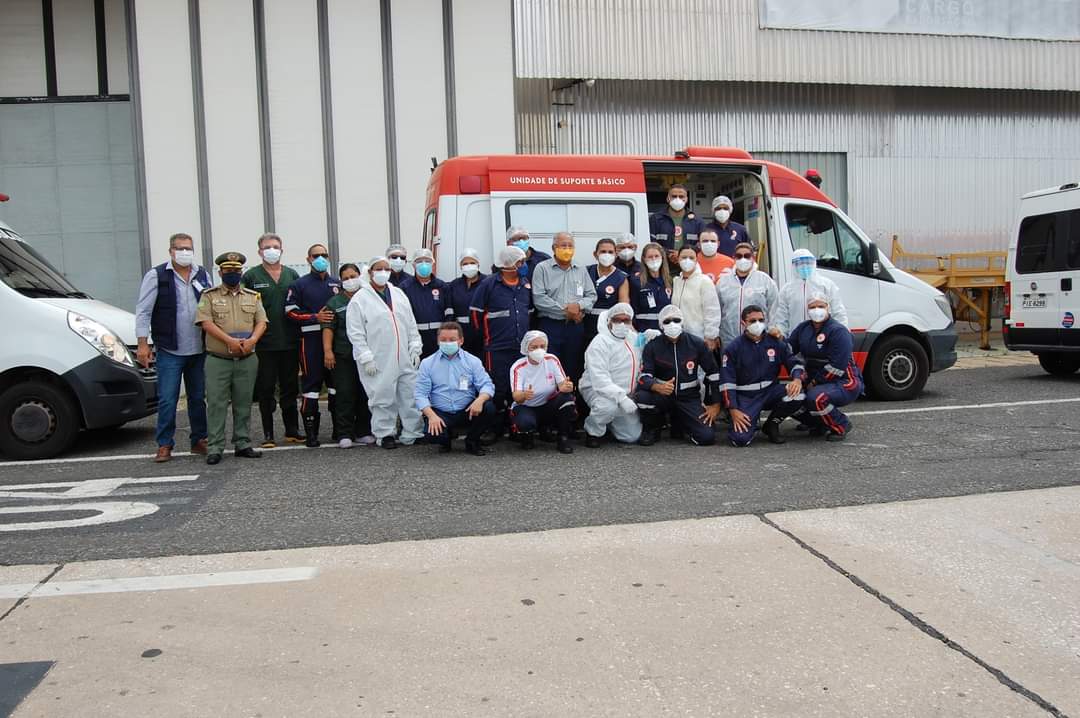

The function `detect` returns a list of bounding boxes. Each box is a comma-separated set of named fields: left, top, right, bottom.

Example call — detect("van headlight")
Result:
left=934, top=296, right=953, bottom=322
left=67, top=311, right=134, bottom=367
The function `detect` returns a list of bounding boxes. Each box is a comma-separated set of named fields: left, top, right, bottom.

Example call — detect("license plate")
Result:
left=1022, top=297, right=1047, bottom=309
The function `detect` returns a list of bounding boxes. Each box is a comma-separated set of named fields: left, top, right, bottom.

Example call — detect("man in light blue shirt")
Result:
left=414, top=322, right=496, bottom=456
left=531, top=231, right=598, bottom=385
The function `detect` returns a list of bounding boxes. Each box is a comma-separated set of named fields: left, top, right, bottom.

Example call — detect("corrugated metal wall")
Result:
left=515, top=78, right=1080, bottom=254
left=513, top=0, right=1080, bottom=92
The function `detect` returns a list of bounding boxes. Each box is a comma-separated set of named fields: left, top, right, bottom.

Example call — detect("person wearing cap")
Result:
left=469, top=245, right=534, bottom=437
left=242, top=233, right=302, bottom=448
left=649, top=184, right=704, bottom=268
left=718, top=304, right=806, bottom=447
left=804, top=169, right=823, bottom=189
left=580, top=303, right=654, bottom=447
left=532, top=232, right=597, bottom=385
left=196, top=252, right=268, bottom=465
left=321, top=263, right=375, bottom=449
left=346, top=257, right=425, bottom=449
left=400, top=248, right=452, bottom=359
left=717, top=242, right=779, bottom=347
left=633, top=304, right=722, bottom=446
left=786, top=293, right=862, bottom=441
left=696, top=229, right=735, bottom=283
left=703, top=195, right=752, bottom=257
left=509, top=330, right=577, bottom=454
left=584, top=237, right=631, bottom=347
left=386, top=244, right=411, bottom=286
left=503, top=226, right=550, bottom=281
left=615, top=232, right=643, bottom=279
left=447, top=248, right=487, bottom=357
left=771, top=248, right=849, bottom=337
left=285, top=243, right=342, bottom=446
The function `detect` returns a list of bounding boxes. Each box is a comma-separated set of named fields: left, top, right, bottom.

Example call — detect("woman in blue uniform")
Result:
left=585, top=238, right=630, bottom=346
left=629, top=242, right=672, bottom=333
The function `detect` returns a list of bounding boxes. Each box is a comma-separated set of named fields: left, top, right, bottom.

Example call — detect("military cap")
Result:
left=215, top=251, right=246, bottom=270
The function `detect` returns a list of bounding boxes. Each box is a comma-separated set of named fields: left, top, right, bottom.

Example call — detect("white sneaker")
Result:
left=338, top=437, right=353, bottom=449
left=356, top=435, right=376, bottom=446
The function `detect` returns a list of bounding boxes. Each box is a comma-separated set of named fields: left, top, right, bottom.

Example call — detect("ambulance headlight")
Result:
left=67, top=311, right=134, bottom=367
left=934, top=296, right=953, bottom=322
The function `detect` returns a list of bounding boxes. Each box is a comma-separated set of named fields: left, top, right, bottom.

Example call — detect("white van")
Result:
left=423, top=148, right=957, bottom=399
left=0, top=215, right=156, bottom=459
left=1003, top=181, right=1080, bottom=374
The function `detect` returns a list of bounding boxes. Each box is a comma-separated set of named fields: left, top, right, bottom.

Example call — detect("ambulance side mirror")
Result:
left=866, top=242, right=881, bottom=276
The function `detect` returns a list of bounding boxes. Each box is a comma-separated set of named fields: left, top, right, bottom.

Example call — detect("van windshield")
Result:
left=0, top=229, right=90, bottom=298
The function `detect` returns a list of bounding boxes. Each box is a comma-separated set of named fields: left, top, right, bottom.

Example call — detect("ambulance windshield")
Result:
left=0, top=228, right=89, bottom=299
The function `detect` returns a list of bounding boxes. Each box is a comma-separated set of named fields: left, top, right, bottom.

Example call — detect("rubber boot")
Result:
left=304, top=413, right=321, bottom=448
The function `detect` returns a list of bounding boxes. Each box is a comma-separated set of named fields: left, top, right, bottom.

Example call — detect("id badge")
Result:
left=459, top=375, right=470, bottom=391
left=576, top=284, right=584, bottom=297
left=646, top=293, right=657, bottom=308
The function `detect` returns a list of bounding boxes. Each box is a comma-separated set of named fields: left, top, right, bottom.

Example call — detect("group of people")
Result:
left=136, top=190, right=861, bottom=465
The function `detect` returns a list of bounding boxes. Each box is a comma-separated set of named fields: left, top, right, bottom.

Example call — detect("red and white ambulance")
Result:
left=422, top=147, right=957, bottom=400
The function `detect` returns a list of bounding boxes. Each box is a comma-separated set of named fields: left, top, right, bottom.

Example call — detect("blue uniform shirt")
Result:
left=787, top=318, right=862, bottom=387
left=703, top=220, right=751, bottom=257
left=629, top=273, right=671, bottom=332
left=400, top=276, right=453, bottom=356
left=587, top=265, right=628, bottom=316
left=448, top=273, right=487, bottom=350
left=285, top=270, right=342, bottom=338
left=414, top=349, right=496, bottom=413
left=469, top=273, right=533, bottom=352
left=649, top=212, right=705, bottom=253
left=718, top=334, right=805, bottom=410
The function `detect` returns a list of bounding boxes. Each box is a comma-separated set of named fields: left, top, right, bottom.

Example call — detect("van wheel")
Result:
left=0, top=380, right=81, bottom=460
left=866, top=335, right=929, bottom=401
left=1037, top=352, right=1080, bottom=376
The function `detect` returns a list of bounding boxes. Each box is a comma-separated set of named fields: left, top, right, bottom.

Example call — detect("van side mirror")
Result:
left=866, top=242, right=881, bottom=276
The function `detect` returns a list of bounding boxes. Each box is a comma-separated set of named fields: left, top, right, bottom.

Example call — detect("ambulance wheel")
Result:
left=1037, top=352, right=1080, bottom=376
left=0, top=380, right=81, bottom=460
left=866, top=335, right=928, bottom=401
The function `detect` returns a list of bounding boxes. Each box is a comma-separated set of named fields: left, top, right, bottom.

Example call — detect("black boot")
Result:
left=763, top=417, right=786, bottom=444
left=304, top=414, right=321, bottom=448
left=557, top=435, right=574, bottom=454
left=519, top=432, right=535, bottom=451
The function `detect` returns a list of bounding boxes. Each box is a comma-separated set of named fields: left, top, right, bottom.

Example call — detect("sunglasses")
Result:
left=662, top=318, right=682, bottom=325
left=735, top=253, right=753, bottom=259
left=310, top=253, right=329, bottom=259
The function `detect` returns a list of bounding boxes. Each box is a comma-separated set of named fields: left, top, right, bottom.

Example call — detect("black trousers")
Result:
left=425, top=400, right=496, bottom=446
left=633, top=388, right=716, bottom=446
left=254, top=348, right=300, bottom=437
left=511, top=394, right=578, bottom=436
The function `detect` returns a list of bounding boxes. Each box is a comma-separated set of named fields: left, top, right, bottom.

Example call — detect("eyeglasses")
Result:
left=734, top=253, right=753, bottom=259
left=310, top=253, right=329, bottom=259
left=661, top=318, right=682, bottom=325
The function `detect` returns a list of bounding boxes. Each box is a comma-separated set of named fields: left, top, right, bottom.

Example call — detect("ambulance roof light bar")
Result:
left=0, top=193, right=9, bottom=202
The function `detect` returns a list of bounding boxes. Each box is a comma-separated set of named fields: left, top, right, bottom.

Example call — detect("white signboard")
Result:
left=760, top=0, right=1080, bottom=42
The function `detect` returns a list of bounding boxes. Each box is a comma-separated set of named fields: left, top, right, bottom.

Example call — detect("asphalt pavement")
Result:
left=2, top=361, right=1078, bottom=565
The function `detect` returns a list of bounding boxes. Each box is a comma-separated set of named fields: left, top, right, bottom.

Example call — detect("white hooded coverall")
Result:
left=346, top=283, right=425, bottom=443
left=579, top=309, right=645, bottom=443
left=716, top=269, right=779, bottom=347
left=773, top=273, right=849, bottom=337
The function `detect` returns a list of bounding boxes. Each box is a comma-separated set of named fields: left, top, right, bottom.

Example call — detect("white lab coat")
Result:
left=773, top=273, right=849, bottom=336
left=346, top=283, right=424, bottom=443
left=716, top=270, right=779, bottom=347
left=671, top=265, right=722, bottom=341
left=579, top=309, right=646, bottom=442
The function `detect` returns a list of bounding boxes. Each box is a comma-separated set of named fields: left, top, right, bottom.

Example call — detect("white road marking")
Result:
left=0, top=443, right=325, bottom=467
left=0, top=501, right=159, bottom=532
left=848, top=396, right=1080, bottom=417
left=0, top=475, right=200, bottom=501
left=0, top=567, right=319, bottom=599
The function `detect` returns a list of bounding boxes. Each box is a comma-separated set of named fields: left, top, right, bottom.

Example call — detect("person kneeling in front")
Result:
left=719, top=305, right=806, bottom=447
left=634, top=304, right=722, bottom=446
left=414, top=322, right=496, bottom=456
left=509, top=330, right=578, bottom=454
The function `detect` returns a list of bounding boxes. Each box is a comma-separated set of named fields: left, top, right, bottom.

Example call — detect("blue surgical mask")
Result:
left=796, top=264, right=814, bottom=280
left=221, top=272, right=242, bottom=287
left=312, top=256, right=330, bottom=273
left=416, top=261, right=433, bottom=278
left=517, top=263, right=529, bottom=278
left=439, top=341, right=460, bottom=357
left=514, top=239, right=530, bottom=252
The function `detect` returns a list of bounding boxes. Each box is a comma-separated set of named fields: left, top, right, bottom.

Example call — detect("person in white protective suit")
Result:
left=579, top=303, right=659, bottom=447
left=716, top=242, right=778, bottom=348
left=771, top=248, right=849, bottom=338
left=346, top=256, right=425, bottom=449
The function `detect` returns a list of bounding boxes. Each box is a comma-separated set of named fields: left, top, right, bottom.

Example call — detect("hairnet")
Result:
left=616, top=232, right=636, bottom=246
left=658, top=304, right=683, bottom=323
left=520, top=329, right=548, bottom=356
left=368, top=256, right=390, bottom=270
left=807, top=291, right=830, bottom=306
left=607, top=302, right=634, bottom=321
left=792, top=248, right=816, bottom=263
left=497, top=245, right=527, bottom=269
left=711, top=195, right=733, bottom=210
left=505, top=225, right=529, bottom=242
left=413, top=248, right=434, bottom=262
left=459, top=247, right=480, bottom=263
left=385, top=244, right=407, bottom=257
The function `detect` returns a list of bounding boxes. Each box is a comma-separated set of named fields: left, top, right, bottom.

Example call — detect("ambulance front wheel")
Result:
left=0, top=379, right=81, bottom=460
left=866, top=334, right=929, bottom=401
left=1036, top=352, right=1080, bottom=376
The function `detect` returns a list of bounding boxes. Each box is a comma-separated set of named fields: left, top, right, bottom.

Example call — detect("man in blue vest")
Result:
left=135, top=232, right=211, bottom=463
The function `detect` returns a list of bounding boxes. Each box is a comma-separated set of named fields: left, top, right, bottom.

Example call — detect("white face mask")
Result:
left=618, top=248, right=636, bottom=262
left=734, top=257, right=754, bottom=273
left=714, top=209, right=731, bottom=224
left=341, top=277, right=363, bottom=293
left=173, top=249, right=194, bottom=267
left=388, top=257, right=407, bottom=272
left=746, top=320, right=766, bottom=337
left=527, top=348, right=546, bottom=363
left=645, top=258, right=663, bottom=272
left=679, top=257, right=696, bottom=274
left=610, top=323, right=630, bottom=339
left=371, top=270, right=391, bottom=286
left=597, top=252, right=616, bottom=267
left=808, top=307, right=829, bottom=322
left=662, top=321, right=683, bottom=339
left=261, top=247, right=282, bottom=264
left=461, top=263, right=479, bottom=278
left=668, top=197, right=686, bottom=212
left=699, top=241, right=718, bottom=257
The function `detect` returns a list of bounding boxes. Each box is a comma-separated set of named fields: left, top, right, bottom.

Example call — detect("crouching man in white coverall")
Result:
left=579, top=302, right=658, bottom=447
left=346, top=256, right=425, bottom=450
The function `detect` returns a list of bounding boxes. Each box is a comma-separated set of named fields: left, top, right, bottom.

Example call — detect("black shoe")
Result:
left=808, top=425, right=827, bottom=437
left=465, top=441, right=487, bottom=456
left=438, top=443, right=452, bottom=453
left=826, top=423, right=851, bottom=442
left=479, top=429, right=500, bottom=446
left=234, top=447, right=262, bottom=458
left=304, top=415, right=321, bottom=448
left=206, top=453, right=222, bottom=465
left=585, top=433, right=603, bottom=448
left=763, top=419, right=786, bottom=445
left=539, top=427, right=556, bottom=443
left=638, top=428, right=659, bottom=446
left=519, top=433, right=535, bottom=451
left=381, top=435, right=398, bottom=450
left=557, top=435, right=574, bottom=454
